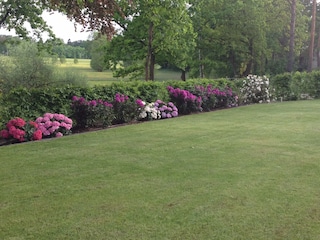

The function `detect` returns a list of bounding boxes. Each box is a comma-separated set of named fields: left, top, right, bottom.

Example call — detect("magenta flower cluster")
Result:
left=154, top=100, right=178, bottom=119
left=36, top=113, right=73, bottom=138
left=72, top=96, right=113, bottom=108
left=136, top=99, right=145, bottom=108
left=167, top=86, right=201, bottom=102
left=115, top=93, right=129, bottom=103
left=167, top=86, right=202, bottom=114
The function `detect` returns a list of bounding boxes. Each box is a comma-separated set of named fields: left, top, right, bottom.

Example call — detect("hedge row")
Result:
left=0, top=78, right=239, bottom=128
left=270, top=71, right=320, bottom=101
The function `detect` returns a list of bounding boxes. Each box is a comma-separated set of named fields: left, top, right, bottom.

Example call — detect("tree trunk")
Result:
left=287, top=0, right=296, bottom=72
left=149, top=51, right=155, bottom=81
left=243, top=39, right=254, bottom=76
left=181, top=69, right=186, bottom=81
left=199, top=48, right=204, bottom=78
left=317, top=25, right=320, bottom=68
left=145, top=22, right=154, bottom=81
left=308, top=0, right=317, bottom=72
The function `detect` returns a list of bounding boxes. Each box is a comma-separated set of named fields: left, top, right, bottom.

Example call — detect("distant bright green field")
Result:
left=59, top=58, right=182, bottom=86
left=1, top=100, right=320, bottom=239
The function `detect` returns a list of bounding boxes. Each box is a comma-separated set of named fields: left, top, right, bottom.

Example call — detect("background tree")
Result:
left=90, top=36, right=111, bottom=72
left=288, top=0, right=297, bottom=72
left=308, top=0, right=317, bottom=72
left=106, top=0, right=196, bottom=81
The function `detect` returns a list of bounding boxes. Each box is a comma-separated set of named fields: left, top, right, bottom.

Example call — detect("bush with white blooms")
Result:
left=240, top=74, right=271, bottom=104
left=138, top=100, right=179, bottom=121
left=139, top=102, right=161, bottom=120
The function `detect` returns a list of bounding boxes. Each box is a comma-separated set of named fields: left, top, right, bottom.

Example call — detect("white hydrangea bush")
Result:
left=139, top=102, right=161, bottom=120
left=240, top=75, right=271, bottom=104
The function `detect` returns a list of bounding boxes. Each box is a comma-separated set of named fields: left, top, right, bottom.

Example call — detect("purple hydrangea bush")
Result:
left=167, top=86, right=202, bottom=114
left=71, top=96, right=114, bottom=129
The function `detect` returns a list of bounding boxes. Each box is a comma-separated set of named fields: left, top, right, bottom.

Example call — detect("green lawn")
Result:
left=1, top=101, right=320, bottom=239
left=59, top=58, right=182, bottom=86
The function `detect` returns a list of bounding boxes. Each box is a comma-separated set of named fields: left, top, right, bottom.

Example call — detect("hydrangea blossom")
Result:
left=36, top=113, right=73, bottom=138
left=0, top=117, right=43, bottom=142
left=139, top=102, right=161, bottom=120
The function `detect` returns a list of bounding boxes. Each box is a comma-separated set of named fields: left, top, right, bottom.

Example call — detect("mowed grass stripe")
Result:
left=1, top=101, right=320, bottom=239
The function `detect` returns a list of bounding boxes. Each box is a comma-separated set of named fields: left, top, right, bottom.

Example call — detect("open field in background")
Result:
left=59, top=58, right=182, bottom=86
left=1, top=101, right=320, bottom=239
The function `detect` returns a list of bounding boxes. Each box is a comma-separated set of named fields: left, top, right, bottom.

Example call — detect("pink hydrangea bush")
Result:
left=36, top=113, right=72, bottom=138
left=0, top=117, right=43, bottom=143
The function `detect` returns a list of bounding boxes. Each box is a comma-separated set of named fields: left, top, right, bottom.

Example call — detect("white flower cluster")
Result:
left=139, top=102, right=161, bottom=120
left=240, top=74, right=271, bottom=104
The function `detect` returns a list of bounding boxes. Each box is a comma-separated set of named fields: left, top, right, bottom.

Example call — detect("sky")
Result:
left=0, top=11, right=91, bottom=43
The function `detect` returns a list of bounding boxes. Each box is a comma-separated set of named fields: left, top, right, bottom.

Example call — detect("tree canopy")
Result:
left=0, top=0, right=123, bottom=39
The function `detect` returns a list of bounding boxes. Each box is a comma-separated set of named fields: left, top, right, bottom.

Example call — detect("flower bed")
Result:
left=1, top=82, right=241, bottom=146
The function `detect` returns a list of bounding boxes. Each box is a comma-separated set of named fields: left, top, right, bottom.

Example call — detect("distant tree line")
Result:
left=0, top=35, right=92, bottom=59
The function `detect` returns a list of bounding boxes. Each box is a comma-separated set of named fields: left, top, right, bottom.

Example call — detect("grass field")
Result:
left=59, top=59, right=182, bottom=86
left=1, top=101, right=320, bottom=239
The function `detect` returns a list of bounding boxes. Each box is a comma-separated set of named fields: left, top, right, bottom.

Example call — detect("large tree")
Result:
left=106, top=0, right=196, bottom=81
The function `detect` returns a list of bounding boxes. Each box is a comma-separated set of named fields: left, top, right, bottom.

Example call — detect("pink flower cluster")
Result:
left=36, top=113, right=73, bottom=138
left=72, top=96, right=113, bottom=108
left=154, top=100, right=178, bottom=118
left=0, top=117, right=42, bottom=142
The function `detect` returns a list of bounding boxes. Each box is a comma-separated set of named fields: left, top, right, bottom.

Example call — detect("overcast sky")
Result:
left=0, top=11, right=91, bottom=43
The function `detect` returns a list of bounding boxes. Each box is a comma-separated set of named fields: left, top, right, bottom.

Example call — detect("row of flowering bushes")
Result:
left=1, top=75, right=275, bottom=146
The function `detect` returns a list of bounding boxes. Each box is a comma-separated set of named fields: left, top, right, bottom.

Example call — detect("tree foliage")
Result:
left=105, top=0, right=196, bottom=80
left=0, top=0, right=54, bottom=39
left=0, top=0, right=125, bottom=40
left=90, top=36, right=110, bottom=72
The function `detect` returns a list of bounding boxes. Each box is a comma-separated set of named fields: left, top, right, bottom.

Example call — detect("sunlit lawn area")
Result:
left=59, top=58, right=182, bottom=86
left=1, top=101, right=320, bottom=239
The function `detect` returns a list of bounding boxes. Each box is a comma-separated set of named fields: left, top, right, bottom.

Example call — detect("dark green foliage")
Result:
left=136, top=81, right=169, bottom=102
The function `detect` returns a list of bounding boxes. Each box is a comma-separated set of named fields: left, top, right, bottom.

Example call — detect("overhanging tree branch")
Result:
left=0, top=9, right=11, bottom=26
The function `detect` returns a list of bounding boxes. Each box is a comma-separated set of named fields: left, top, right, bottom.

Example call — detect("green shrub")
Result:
left=270, top=70, right=320, bottom=101
left=270, top=72, right=294, bottom=101
left=136, top=81, right=169, bottom=102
